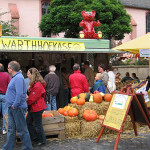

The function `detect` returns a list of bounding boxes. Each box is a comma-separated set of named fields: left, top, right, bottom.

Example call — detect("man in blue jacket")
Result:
left=2, top=61, right=32, bottom=150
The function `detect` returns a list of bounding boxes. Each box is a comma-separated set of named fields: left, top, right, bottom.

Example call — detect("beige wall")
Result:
left=1, top=0, right=41, bottom=37
left=113, top=65, right=149, bottom=80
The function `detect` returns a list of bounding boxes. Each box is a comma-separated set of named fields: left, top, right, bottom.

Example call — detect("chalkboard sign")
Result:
left=103, top=94, right=132, bottom=131
left=131, top=93, right=150, bottom=124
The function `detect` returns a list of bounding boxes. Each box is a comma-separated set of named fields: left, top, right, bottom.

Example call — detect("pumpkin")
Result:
left=92, top=93, right=103, bottom=103
left=98, top=115, right=105, bottom=120
left=93, top=90, right=100, bottom=94
left=70, top=96, right=78, bottom=104
left=42, top=113, right=46, bottom=118
left=78, top=93, right=86, bottom=99
left=45, top=113, right=53, bottom=117
left=104, top=94, right=112, bottom=102
left=76, top=98, right=85, bottom=105
left=58, top=108, right=65, bottom=114
left=83, top=110, right=97, bottom=122
left=63, top=111, right=68, bottom=116
left=68, top=108, right=79, bottom=117
left=64, top=106, right=71, bottom=112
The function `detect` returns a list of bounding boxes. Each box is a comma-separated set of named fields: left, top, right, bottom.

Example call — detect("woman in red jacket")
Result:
left=26, top=68, right=46, bottom=146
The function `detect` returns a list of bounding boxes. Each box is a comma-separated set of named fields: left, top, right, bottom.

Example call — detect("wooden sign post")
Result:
left=96, top=86, right=150, bottom=150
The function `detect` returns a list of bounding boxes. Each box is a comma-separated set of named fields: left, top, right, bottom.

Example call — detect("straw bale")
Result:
left=65, top=120, right=81, bottom=138
left=81, top=119, right=102, bottom=138
left=65, top=116, right=79, bottom=123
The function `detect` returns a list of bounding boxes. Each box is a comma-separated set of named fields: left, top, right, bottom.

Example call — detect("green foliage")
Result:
left=39, top=0, right=132, bottom=39
left=0, top=11, right=18, bottom=36
left=111, top=57, right=149, bottom=66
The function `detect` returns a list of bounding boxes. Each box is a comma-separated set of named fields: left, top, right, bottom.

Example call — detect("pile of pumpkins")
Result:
left=58, top=106, right=79, bottom=117
left=58, top=91, right=112, bottom=122
left=70, top=91, right=112, bottom=104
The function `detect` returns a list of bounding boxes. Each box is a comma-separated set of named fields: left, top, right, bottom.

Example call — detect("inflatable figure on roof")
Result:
left=79, top=10, right=102, bottom=39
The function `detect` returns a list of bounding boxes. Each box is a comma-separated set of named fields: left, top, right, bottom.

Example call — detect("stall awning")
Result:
left=112, top=33, right=150, bottom=54
left=0, top=36, right=123, bottom=53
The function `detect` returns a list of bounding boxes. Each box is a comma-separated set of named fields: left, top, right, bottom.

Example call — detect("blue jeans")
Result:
left=26, top=110, right=46, bottom=143
left=3, top=108, right=32, bottom=150
left=45, top=95, right=57, bottom=111
left=0, top=94, right=8, bottom=131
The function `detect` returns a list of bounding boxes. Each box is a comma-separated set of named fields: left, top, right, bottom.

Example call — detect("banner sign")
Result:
left=140, top=49, right=150, bottom=57
left=0, top=38, right=85, bottom=51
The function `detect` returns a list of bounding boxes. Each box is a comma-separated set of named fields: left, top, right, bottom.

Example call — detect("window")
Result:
left=42, top=1, right=50, bottom=15
left=146, top=13, right=150, bottom=33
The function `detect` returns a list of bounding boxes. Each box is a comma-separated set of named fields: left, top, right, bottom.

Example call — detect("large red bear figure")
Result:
left=79, top=10, right=102, bottom=39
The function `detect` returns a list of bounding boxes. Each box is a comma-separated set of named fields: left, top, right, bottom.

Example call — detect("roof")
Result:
left=120, top=0, right=150, bottom=10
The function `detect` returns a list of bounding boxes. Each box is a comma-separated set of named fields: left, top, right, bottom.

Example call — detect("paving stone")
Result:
left=1, top=118, right=150, bottom=150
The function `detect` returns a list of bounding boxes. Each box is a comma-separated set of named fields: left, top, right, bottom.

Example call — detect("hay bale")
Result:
left=77, top=101, right=109, bottom=119
left=81, top=119, right=101, bottom=138
left=123, top=115, right=133, bottom=131
left=65, top=116, right=79, bottom=123
left=65, top=120, right=81, bottom=138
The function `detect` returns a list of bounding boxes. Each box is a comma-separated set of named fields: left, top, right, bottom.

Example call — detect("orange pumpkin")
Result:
left=104, top=94, right=112, bottom=102
left=45, top=113, right=53, bottom=117
left=83, top=110, right=97, bottom=121
left=70, top=96, right=78, bottom=104
left=63, top=111, right=68, bottom=116
left=78, top=93, right=86, bottom=99
left=64, top=106, right=71, bottom=112
left=92, top=93, right=103, bottom=103
left=58, top=108, right=65, bottom=114
left=76, top=98, right=85, bottom=105
left=93, top=90, right=100, bottom=94
left=98, top=115, right=105, bottom=120
left=68, top=108, right=79, bottom=117
left=42, top=113, right=46, bottom=118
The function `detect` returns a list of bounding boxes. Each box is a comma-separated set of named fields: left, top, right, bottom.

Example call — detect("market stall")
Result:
left=0, top=36, right=123, bottom=72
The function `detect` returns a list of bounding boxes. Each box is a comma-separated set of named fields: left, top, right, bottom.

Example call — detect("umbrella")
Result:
left=112, top=33, right=150, bottom=75
left=112, top=33, right=150, bottom=54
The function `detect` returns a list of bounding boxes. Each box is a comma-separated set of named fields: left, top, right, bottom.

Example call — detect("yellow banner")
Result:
left=0, top=38, right=85, bottom=51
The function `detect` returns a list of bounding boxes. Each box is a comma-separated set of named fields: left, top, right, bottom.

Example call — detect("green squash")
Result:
left=85, top=93, right=90, bottom=102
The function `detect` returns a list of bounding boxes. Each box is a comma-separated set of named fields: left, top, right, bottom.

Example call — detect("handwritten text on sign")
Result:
left=0, top=38, right=85, bottom=51
left=103, top=94, right=131, bottom=131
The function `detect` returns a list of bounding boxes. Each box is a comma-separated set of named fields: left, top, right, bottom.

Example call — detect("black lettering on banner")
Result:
left=62, top=42, right=68, bottom=50
left=38, top=41, right=44, bottom=49
left=48, top=42, right=53, bottom=49
left=43, top=41, right=49, bottom=49
left=18, top=40, right=23, bottom=49
left=11, top=40, right=16, bottom=48
left=24, top=40, right=30, bottom=49
left=53, top=42, right=57, bottom=49
left=32, top=41, right=37, bottom=49
left=58, top=42, right=62, bottom=50
left=1, top=39, right=11, bottom=48
left=68, top=43, right=72, bottom=50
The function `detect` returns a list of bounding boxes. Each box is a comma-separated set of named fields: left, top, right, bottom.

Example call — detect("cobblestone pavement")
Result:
left=0, top=119, right=150, bottom=150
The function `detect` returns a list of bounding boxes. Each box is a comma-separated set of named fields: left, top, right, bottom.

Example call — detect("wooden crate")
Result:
left=42, top=110, right=65, bottom=139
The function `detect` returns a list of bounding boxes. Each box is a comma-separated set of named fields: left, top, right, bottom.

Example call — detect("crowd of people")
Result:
left=0, top=60, right=147, bottom=150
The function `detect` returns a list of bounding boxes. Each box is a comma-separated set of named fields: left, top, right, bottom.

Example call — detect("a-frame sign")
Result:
left=96, top=86, right=150, bottom=150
